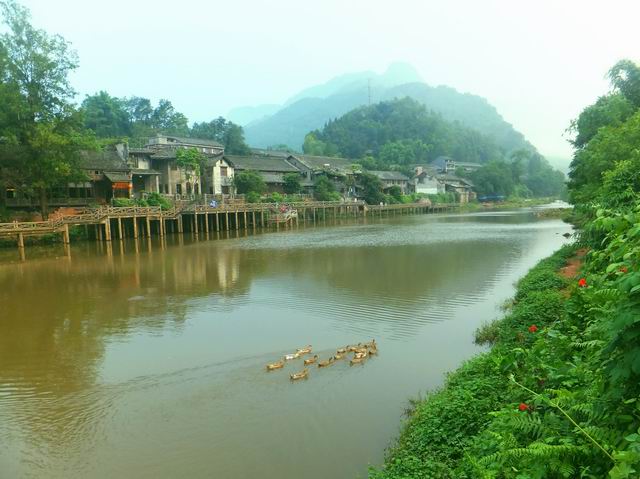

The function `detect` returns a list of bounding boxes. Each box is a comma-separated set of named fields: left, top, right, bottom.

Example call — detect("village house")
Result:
left=413, top=166, right=444, bottom=195
left=222, top=155, right=307, bottom=194
left=430, top=156, right=482, bottom=175
left=437, top=174, right=476, bottom=203
left=368, top=170, right=412, bottom=194
left=129, top=134, right=225, bottom=197
left=286, top=154, right=360, bottom=196
left=202, top=155, right=234, bottom=195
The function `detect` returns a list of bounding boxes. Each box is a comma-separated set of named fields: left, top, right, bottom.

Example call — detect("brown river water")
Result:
left=0, top=208, right=571, bottom=479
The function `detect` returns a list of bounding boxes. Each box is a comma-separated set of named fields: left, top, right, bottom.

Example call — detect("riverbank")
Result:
left=370, top=199, right=640, bottom=477
left=369, top=244, right=582, bottom=478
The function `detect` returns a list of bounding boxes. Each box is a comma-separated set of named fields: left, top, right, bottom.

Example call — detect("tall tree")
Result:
left=191, top=117, right=251, bottom=154
left=82, top=91, right=131, bottom=138
left=608, top=60, right=640, bottom=108
left=0, top=0, right=94, bottom=216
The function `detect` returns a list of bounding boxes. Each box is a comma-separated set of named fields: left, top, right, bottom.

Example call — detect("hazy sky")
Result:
left=14, top=0, right=640, bottom=159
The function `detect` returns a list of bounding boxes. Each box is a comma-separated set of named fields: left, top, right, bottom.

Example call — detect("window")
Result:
left=220, top=166, right=228, bottom=177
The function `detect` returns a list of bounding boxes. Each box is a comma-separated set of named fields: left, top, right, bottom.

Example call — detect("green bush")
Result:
left=514, top=266, right=568, bottom=302
left=246, top=191, right=261, bottom=203
left=112, top=198, right=136, bottom=207
left=144, top=192, right=172, bottom=210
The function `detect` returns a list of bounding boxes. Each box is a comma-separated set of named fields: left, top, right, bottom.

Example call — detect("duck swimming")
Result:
left=284, top=352, right=300, bottom=361
left=296, top=345, right=312, bottom=355
left=350, top=356, right=365, bottom=365
left=304, top=355, right=318, bottom=365
left=354, top=350, right=368, bottom=359
left=290, top=369, right=309, bottom=381
left=266, top=360, right=285, bottom=371
left=318, top=357, right=335, bottom=368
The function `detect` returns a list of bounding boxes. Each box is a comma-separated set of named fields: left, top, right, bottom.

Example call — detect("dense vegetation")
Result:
left=243, top=66, right=536, bottom=155
left=82, top=92, right=251, bottom=154
left=304, top=98, right=502, bottom=163
left=372, top=59, right=640, bottom=478
left=304, top=98, right=565, bottom=198
left=0, top=0, right=94, bottom=216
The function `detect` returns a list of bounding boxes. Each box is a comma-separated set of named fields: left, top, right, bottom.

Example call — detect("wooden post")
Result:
left=204, top=213, right=209, bottom=233
left=104, top=219, right=112, bottom=241
left=178, top=216, right=183, bottom=233
left=133, top=216, right=138, bottom=238
left=159, top=217, right=165, bottom=237
left=17, top=232, right=24, bottom=249
left=252, top=211, right=256, bottom=230
left=96, top=224, right=102, bottom=241
left=243, top=211, right=247, bottom=230
left=194, top=213, right=199, bottom=234
left=215, top=213, right=219, bottom=231
left=235, top=211, right=239, bottom=230
left=118, top=217, right=123, bottom=239
left=62, top=224, right=70, bottom=244
left=226, top=212, right=230, bottom=231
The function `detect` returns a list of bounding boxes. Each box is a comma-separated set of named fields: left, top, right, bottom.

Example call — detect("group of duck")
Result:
left=265, top=340, right=378, bottom=381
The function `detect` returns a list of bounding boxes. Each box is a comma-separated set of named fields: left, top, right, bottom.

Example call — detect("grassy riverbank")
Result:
left=369, top=245, right=576, bottom=478
left=370, top=202, right=640, bottom=477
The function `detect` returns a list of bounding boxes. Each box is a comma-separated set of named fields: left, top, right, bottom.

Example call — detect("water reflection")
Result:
left=0, top=211, right=572, bottom=478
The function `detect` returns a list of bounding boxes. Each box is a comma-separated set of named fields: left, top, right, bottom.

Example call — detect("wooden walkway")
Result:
left=0, top=201, right=459, bottom=259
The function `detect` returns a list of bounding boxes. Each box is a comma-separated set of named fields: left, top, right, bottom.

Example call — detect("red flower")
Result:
left=578, top=278, right=587, bottom=288
left=528, top=324, right=538, bottom=333
left=518, top=403, right=529, bottom=411
left=620, top=266, right=628, bottom=273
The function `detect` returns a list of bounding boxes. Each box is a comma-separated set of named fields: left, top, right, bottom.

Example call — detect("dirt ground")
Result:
left=559, top=248, right=588, bottom=279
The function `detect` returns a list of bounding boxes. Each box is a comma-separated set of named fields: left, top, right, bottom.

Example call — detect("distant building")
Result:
left=223, top=155, right=308, bottom=194
left=147, top=134, right=224, bottom=155
left=431, top=156, right=456, bottom=174
left=286, top=155, right=360, bottom=196
left=437, top=174, right=476, bottom=203
left=368, top=170, right=412, bottom=194
left=430, top=156, right=482, bottom=175
left=413, top=166, right=444, bottom=195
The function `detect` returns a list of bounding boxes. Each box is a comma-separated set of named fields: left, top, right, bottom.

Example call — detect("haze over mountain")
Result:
left=228, top=63, right=422, bottom=127
left=236, top=63, right=535, bottom=156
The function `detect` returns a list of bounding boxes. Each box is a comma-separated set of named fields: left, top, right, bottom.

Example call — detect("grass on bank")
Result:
left=370, top=245, right=589, bottom=478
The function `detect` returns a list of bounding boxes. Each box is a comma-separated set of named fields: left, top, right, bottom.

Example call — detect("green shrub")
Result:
left=474, top=319, right=503, bottom=345
left=246, top=191, right=261, bottom=203
left=515, top=268, right=568, bottom=302
left=112, top=198, right=135, bottom=207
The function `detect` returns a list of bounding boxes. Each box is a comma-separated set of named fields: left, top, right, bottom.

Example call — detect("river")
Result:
left=0, top=208, right=571, bottom=478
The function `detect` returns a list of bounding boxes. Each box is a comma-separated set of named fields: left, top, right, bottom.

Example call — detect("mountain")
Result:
left=226, top=104, right=280, bottom=126
left=240, top=63, right=536, bottom=154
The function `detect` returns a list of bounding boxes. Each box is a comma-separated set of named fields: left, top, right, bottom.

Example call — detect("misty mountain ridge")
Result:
left=227, top=62, right=422, bottom=127
left=234, top=62, right=536, bottom=156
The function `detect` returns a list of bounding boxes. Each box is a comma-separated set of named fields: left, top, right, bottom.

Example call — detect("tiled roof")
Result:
left=225, top=155, right=299, bottom=173
left=437, top=174, right=475, bottom=187
left=79, top=148, right=129, bottom=171
left=292, top=155, right=357, bottom=172
left=368, top=170, right=410, bottom=181
left=152, top=134, right=223, bottom=148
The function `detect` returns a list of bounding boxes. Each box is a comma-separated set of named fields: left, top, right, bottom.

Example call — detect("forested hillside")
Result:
left=304, top=98, right=565, bottom=198
left=243, top=66, right=535, bottom=155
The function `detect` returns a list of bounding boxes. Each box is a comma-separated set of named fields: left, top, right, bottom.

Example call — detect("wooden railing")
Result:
left=0, top=201, right=457, bottom=237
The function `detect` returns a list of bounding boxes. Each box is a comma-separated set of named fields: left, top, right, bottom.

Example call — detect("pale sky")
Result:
left=14, top=0, right=640, bottom=159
